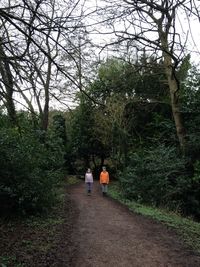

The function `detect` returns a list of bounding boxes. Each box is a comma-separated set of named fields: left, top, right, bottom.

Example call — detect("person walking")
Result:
left=100, top=166, right=109, bottom=196
left=85, top=168, right=93, bottom=196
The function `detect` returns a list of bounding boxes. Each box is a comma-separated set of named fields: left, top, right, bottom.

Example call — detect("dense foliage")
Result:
left=119, top=146, right=200, bottom=217
left=68, top=56, right=200, bottom=219
left=1, top=53, right=200, bottom=220
left=0, top=113, right=65, bottom=215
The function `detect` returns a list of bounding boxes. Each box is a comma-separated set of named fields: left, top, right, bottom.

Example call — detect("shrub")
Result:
left=0, top=126, right=65, bottom=215
left=118, top=145, right=200, bottom=217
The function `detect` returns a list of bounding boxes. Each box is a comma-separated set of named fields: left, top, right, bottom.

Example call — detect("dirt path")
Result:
left=69, top=181, right=200, bottom=267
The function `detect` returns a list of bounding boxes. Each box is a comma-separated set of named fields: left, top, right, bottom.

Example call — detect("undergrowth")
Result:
left=0, top=177, right=73, bottom=267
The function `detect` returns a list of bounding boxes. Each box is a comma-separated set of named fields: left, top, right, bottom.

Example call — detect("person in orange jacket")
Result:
left=99, top=166, right=109, bottom=196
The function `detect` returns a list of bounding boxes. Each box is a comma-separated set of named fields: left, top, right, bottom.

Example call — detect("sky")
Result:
left=85, top=0, right=200, bottom=65
left=14, top=0, right=200, bottom=111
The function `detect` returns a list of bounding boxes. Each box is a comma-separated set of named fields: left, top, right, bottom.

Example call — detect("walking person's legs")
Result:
left=104, top=184, right=108, bottom=193
left=101, top=183, right=108, bottom=196
left=86, top=182, right=92, bottom=195
left=101, top=184, right=104, bottom=194
left=88, top=182, right=92, bottom=194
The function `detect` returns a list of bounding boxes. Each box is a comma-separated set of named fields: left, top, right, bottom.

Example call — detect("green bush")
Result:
left=118, top=145, right=200, bottom=218
left=0, top=125, right=65, bottom=215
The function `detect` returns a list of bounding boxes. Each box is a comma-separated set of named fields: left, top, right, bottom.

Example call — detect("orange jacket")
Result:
left=100, top=171, right=109, bottom=184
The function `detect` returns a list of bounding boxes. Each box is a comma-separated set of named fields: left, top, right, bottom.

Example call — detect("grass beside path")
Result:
left=108, top=181, right=200, bottom=253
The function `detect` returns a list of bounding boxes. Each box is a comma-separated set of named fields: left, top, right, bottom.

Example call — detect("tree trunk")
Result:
left=84, top=156, right=90, bottom=169
left=41, top=53, right=51, bottom=131
left=41, top=101, right=49, bottom=131
left=100, top=154, right=105, bottom=168
left=163, top=57, right=186, bottom=154
left=0, top=40, right=17, bottom=125
left=92, top=154, right=97, bottom=169
left=159, top=30, right=187, bottom=154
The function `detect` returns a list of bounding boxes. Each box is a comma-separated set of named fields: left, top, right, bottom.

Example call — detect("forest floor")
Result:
left=1, top=179, right=200, bottom=267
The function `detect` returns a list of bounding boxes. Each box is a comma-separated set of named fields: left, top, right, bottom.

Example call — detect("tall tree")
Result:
left=0, top=0, right=92, bottom=127
left=97, top=0, right=198, bottom=154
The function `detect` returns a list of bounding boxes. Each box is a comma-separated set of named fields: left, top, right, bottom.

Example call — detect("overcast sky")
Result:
left=15, top=0, right=200, bottom=111
left=84, top=0, right=200, bottom=64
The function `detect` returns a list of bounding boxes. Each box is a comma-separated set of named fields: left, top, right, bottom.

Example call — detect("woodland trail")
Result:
left=69, top=181, right=200, bottom=267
